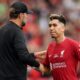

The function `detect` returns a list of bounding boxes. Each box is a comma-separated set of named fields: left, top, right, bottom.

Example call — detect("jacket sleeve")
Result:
left=13, top=29, right=40, bottom=68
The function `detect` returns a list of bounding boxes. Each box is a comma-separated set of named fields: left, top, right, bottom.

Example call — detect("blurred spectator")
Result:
left=0, top=3, right=8, bottom=26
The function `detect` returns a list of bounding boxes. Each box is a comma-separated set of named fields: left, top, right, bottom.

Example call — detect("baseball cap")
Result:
left=10, top=2, right=32, bottom=14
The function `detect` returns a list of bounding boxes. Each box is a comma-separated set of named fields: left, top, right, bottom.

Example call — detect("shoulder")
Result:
left=7, top=22, right=23, bottom=36
left=67, top=38, right=78, bottom=45
left=66, top=37, right=79, bottom=49
left=0, top=22, right=17, bottom=32
left=2, top=22, right=23, bottom=37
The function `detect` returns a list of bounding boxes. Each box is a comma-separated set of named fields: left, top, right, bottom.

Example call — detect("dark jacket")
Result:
left=0, top=21, right=39, bottom=78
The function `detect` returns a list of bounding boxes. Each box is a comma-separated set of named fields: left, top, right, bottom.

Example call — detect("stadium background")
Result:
left=0, top=0, right=80, bottom=80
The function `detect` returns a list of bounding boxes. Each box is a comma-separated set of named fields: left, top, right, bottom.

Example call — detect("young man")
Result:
left=0, top=2, right=44, bottom=80
left=40, top=14, right=80, bottom=80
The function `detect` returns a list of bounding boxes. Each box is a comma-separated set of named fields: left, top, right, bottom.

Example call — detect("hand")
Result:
left=39, top=63, right=45, bottom=73
left=34, top=50, right=46, bottom=59
left=39, top=63, right=50, bottom=73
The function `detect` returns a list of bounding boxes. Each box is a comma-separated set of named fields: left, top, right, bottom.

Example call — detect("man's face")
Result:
left=49, top=19, right=65, bottom=38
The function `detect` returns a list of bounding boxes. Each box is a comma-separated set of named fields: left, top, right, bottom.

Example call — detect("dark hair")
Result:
left=9, top=8, right=19, bottom=19
left=49, top=14, right=66, bottom=25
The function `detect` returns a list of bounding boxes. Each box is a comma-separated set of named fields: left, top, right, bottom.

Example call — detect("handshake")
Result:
left=35, top=50, right=46, bottom=62
left=34, top=50, right=50, bottom=74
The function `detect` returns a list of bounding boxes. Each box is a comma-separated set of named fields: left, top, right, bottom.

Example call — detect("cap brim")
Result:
left=26, top=10, right=33, bottom=14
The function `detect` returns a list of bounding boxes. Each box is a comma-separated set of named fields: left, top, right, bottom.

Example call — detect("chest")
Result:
left=48, top=45, right=73, bottom=63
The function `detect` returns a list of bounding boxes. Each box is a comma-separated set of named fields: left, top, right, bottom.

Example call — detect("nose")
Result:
left=24, top=13, right=27, bottom=18
left=50, top=25, right=55, bottom=31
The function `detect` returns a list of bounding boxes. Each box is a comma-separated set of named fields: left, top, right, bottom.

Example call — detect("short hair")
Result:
left=49, top=14, right=66, bottom=25
left=9, top=8, right=19, bottom=19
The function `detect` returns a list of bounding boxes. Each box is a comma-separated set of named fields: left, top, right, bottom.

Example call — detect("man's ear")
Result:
left=63, top=27, right=66, bottom=32
left=61, top=24, right=66, bottom=32
left=19, top=13, right=24, bottom=19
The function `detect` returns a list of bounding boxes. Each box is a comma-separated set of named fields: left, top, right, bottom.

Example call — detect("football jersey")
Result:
left=44, top=37, right=80, bottom=80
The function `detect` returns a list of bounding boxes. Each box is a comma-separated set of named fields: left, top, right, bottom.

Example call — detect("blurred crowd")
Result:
left=0, top=0, right=80, bottom=80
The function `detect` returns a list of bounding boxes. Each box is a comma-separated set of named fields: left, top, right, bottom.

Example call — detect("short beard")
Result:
left=51, top=36, right=57, bottom=41
left=51, top=36, right=55, bottom=38
left=21, top=21, right=26, bottom=29
left=21, top=21, right=26, bottom=26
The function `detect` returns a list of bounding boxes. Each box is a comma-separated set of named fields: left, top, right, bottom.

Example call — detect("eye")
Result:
left=49, top=24, right=52, bottom=27
left=52, top=24, right=57, bottom=27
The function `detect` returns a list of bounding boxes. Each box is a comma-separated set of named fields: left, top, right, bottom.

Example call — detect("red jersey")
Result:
left=44, top=38, right=80, bottom=80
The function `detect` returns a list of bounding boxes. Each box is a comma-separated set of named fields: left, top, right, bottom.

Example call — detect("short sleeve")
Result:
left=73, top=41, right=80, bottom=60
